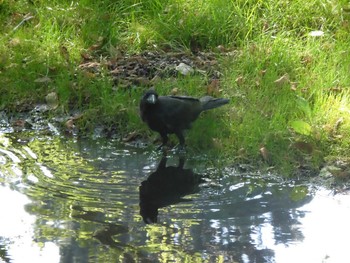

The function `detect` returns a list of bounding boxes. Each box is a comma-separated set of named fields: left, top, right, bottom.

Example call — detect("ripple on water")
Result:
left=1, top=130, right=350, bottom=263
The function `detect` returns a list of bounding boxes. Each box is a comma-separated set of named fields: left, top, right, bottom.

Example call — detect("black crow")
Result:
left=140, top=89, right=229, bottom=148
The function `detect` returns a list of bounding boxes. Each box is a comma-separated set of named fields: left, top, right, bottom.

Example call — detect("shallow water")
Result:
left=0, top=129, right=350, bottom=263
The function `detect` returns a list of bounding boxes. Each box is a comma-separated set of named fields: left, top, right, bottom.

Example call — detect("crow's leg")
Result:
left=175, top=131, right=186, bottom=151
left=157, top=133, right=168, bottom=150
left=157, top=155, right=168, bottom=169
left=178, top=156, right=185, bottom=168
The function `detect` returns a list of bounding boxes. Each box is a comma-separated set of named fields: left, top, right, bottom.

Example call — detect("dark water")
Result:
left=0, top=130, right=350, bottom=263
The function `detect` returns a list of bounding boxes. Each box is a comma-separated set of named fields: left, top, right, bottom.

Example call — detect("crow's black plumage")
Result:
left=140, top=89, right=229, bottom=148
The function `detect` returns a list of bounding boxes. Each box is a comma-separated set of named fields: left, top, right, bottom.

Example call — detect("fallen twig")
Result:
left=13, top=14, right=34, bottom=32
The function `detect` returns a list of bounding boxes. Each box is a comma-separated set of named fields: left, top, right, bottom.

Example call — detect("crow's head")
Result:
left=143, top=90, right=158, bottom=104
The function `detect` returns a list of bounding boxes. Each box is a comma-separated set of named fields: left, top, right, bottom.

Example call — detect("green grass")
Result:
left=1, top=0, right=350, bottom=174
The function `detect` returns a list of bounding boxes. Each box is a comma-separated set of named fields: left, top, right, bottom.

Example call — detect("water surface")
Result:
left=0, top=129, right=349, bottom=263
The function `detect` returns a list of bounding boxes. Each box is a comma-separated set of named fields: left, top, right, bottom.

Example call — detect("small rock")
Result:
left=45, top=92, right=59, bottom=110
left=309, top=30, right=324, bottom=37
left=175, top=63, right=194, bottom=75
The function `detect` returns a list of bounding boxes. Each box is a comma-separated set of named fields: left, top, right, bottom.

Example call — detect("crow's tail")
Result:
left=200, top=96, right=229, bottom=111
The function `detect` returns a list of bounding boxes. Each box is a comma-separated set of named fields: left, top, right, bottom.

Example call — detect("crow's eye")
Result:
left=146, top=94, right=157, bottom=104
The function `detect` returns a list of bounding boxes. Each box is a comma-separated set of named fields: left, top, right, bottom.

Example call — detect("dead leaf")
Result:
left=262, top=21, right=269, bottom=31
left=249, top=44, right=258, bottom=53
left=79, top=62, right=101, bottom=73
left=123, top=131, right=140, bottom=142
left=259, top=69, right=267, bottom=76
left=88, top=37, right=104, bottom=51
left=110, top=67, right=121, bottom=74
left=237, top=148, right=246, bottom=157
left=342, top=20, right=349, bottom=29
left=71, top=114, right=84, bottom=121
left=212, top=138, right=223, bottom=149
left=333, top=134, right=343, bottom=139
left=207, top=79, right=220, bottom=96
left=255, top=78, right=261, bottom=87
left=83, top=71, right=96, bottom=79
left=12, top=119, right=32, bottom=130
left=301, top=55, right=312, bottom=65
left=216, top=45, right=227, bottom=53
left=65, top=119, right=74, bottom=130
left=133, top=77, right=150, bottom=86
left=259, top=146, right=270, bottom=162
left=12, top=119, right=26, bottom=128
left=293, top=141, right=313, bottom=154
left=81, top=52, right=92, bottom=61
left=322, top=124, right=333, bottom=134
left=335, top=171, right=350, bottom=178
left=129, top=55, right=148, bottom=64
left=150, top=75, right=161, bottom=84
left=274, top=74, right=289, bottom=86
left=290, top=82, right=298, bottom=91
left=334, top=117, right=343, bottom=132
left=88, top=44, right=102, bottom=51
left=327, top=167, right=350, bottom=178
left=45, top=92, right=58, bottom=109
left=330, top=86, right=343, bottom=93
left=235, top=76, right=244, bottom=86
left=34, top=76, right=52, bottom=83
left=59, top=45, right=70, bottom=62
left=170, top=88, right=179, bottom=95
left=9, top=38, right=20, bottom=46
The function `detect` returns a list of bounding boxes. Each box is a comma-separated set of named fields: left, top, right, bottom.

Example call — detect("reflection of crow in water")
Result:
left=140, top=89, right=229, bottom=149
left=139, top=156, right=204, bottom=224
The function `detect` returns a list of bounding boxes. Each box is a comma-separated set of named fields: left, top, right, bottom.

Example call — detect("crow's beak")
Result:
left=146, top=94, right=157, bottom=104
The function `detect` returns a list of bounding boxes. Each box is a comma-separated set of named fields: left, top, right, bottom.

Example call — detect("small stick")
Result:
left=13, top=14, right=34, bottom=32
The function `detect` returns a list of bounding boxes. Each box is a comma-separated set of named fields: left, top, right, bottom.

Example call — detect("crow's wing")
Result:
left=168, top=95, right=199, bottom=102
left=157, top=96, right=202, bottom=131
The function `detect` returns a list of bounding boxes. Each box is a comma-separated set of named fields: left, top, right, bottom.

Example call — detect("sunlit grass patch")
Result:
left=217, top=27, right=350, bottom=169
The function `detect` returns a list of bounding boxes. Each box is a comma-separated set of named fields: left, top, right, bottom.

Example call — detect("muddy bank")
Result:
left=1, top=108, right=350, bottom=192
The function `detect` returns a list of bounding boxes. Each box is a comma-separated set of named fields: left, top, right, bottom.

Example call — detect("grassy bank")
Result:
left=1, top=0, right=350, bottom=175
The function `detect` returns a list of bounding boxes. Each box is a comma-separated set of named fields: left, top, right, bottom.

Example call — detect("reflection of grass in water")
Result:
left=0, top=129, right=321, bottom=262
left=5, top=132, right=214, bottom=262
left=0, top=239, right=11, bottom=263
